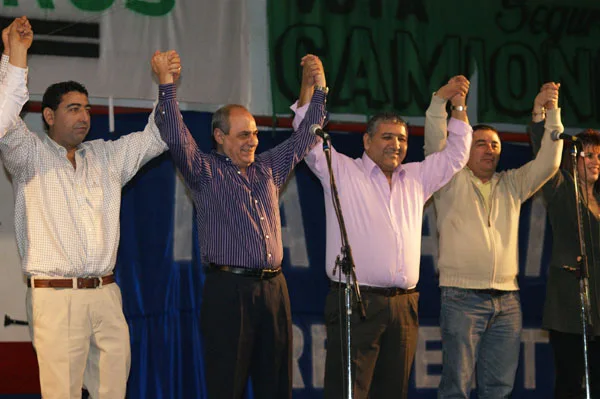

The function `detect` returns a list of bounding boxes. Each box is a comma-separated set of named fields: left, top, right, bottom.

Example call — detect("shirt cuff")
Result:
left=158, top=83, right=176, bottom=101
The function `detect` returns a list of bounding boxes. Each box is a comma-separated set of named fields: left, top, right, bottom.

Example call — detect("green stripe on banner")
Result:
left=267, top=0, right=600, bottom=127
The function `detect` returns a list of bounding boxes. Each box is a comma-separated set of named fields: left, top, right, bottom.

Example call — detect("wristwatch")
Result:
left=314, top=85, right=329, bottom=95
left=451, top=105, right=467, bottom=111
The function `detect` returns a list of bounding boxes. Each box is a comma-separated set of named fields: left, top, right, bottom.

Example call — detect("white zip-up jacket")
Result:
left=424, top=94, right=563, bottom=291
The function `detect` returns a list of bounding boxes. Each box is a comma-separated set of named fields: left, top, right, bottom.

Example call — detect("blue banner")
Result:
left=87, top=112, right=555, bottom=398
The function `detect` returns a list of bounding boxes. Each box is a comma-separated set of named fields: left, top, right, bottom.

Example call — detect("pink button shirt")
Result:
left=293, top=103, right=472, bottom=288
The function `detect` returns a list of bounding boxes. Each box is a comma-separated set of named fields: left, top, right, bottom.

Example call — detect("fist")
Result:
left=9, top=16, right=33, bottom=51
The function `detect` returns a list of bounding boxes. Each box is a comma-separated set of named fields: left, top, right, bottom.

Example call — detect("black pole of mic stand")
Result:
left=565, top=145, right=593, bottom=398
left=321, top=136, right=366, bottom=399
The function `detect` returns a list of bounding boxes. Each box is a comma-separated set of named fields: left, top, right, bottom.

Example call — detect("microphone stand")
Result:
left=321, top=135, right=366, bottom=399
left=564, top=144, right=593, bottom=399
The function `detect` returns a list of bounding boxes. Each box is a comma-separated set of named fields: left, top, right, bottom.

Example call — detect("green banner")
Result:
left=268, top=0, right=600, bottom=127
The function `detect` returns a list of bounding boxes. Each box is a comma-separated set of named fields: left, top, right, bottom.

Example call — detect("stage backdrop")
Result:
left=1, top=110, right=557, bottom=398
left=268, top=0, right=600, bottom=128
left=0, top=0, right=250, bottom=106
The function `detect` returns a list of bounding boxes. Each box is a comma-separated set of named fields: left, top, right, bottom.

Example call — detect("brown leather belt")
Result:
left=331, top=281, right=417, bottom=296
left=27, top=275, right=115, bottom=289
left=207, top=263, right=282, bottom=280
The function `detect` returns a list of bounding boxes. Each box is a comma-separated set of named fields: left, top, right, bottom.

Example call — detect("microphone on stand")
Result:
left=4, top=314, right=28, bottom=326
left=310, top=124, right=331, bottom=141
left=551, top=130, right=578, bottom=142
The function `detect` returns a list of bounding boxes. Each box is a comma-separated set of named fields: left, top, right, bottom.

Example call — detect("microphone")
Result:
left=310, top=124, right=331, bottom=141
left=551, top=130, right=577, bottom=142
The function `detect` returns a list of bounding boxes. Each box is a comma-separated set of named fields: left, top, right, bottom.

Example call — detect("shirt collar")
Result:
left=465, top=165, right=496, bottom=184
left=43, top=134, right=86, bottom=157
left=361, top=151, right=405, bottom=180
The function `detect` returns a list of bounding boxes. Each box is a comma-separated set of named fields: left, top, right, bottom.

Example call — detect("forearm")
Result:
left=8, top=46, right=26, bottom=68
left=523, top=108, right=563, bottom=187
left=155, top=83, right=204, bottom=186
left=0, top=64, right=28, bottom=138
left=424, top=93, right=449, bottom=156
left=421, top=118, right=472, bottom=197
left=528, top=120, right=545, bottom=156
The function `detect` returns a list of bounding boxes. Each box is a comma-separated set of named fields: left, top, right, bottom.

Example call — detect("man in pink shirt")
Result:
left=292, top=70, right=472, bottom=398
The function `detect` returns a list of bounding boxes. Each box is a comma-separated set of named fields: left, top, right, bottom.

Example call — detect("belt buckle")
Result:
left=76, top=277, right=102, bottom=289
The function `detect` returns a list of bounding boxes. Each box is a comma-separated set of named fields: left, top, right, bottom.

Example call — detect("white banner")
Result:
left=0, top=0, right=250, bottom=106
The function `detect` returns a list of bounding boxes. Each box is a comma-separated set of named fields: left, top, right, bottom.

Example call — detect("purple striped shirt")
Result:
left=155, top=84, right=325, bottom=269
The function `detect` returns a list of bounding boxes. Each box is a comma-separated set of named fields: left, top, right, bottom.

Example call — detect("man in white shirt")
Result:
left=0, top=18, right=179, bottom=399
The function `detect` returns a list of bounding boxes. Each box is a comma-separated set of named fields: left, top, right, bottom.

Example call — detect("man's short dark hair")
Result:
left=472, top=124, right=499, bottom=136
left=365, top=112, right=407, bottom=137
left=41, top=81, right=88, bottom=131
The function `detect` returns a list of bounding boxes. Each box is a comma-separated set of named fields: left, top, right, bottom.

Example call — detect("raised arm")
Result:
left=1, top=22, right=12, bottom=83
left=529, top=82, right=559, bottom=155
left=528, top=82, right=564, bottom=199
left=0, top=17, right=31, bottom=136
left=154, top=51, right=209, bottom=192
left=423, top=76, right=470, bottom=156
left=510, top=82, right=563, bottom=201
left=102, top=51, right=182, bottom=186
left=0, top=17, right=40, bottom=181
left=262, top=54, right=324, bottom=187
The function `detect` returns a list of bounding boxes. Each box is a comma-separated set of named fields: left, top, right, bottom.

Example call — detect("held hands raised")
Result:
left=151, top=50, right=181, bottom=84
left=298, top=54, right=326, bottom=106
left=301, top=54, right=326, bottom=88
left=532, top=82, right=559, bottom=122
left=436, top=75, right=470, bottom=106
left=534, top=82, right=560, bottom=111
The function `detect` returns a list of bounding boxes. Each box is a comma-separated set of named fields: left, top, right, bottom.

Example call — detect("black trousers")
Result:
left=201, top=270, right=292, bottom=399
left=323, top=286, right=419, bottom=399
left=549, top=330, right=600, bottom=399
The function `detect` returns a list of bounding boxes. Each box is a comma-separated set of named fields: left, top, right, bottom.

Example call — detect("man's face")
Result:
left=578, top=145, right=600, bottom=186
left=363, top=121, right=408, bottom=176
left=215, top=108, right=259, bottom=169
left=467, top=128, right=501, bottom=181
left=44, top=91, right=91, bottom=150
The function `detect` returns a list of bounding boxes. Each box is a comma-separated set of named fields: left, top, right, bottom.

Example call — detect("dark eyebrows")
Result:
left=475, top=139, right=499, bottom=145
left=65, top=102, right=91, bottom=109
left=382, top=131, right=407, bottom=138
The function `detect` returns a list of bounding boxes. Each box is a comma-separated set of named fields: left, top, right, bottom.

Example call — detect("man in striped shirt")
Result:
left=155, top=55, right=327, bottom=398
left=0, top=18, right=180, bottom=399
